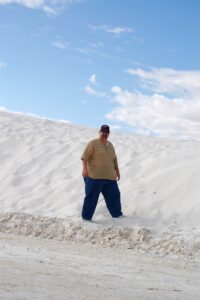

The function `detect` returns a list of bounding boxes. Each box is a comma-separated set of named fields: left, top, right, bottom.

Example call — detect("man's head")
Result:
left=100, top=124, right=110, bottom=133
left=99, top=124, right=110, bottom=139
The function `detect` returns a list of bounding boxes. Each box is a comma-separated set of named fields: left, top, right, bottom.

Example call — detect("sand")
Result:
left=0, top=109, right=200, bottom=299
left=1, top=233, right=200, bottom=300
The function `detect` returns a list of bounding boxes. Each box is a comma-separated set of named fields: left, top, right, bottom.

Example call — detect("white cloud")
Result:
left=84, top=86, right=105, bottom=97
left=76, top=48, right=90, bottom=54
left=88, top=24, right=134, bottom=35
left=85, top=75, right=107, bottom=97
left=111, top=86, right=122, bottom=94
left=105, top=26, right=133, bottom=35
left=43, top=5, right=57, bottom=16
left=0, top=61, right=7, bottom=68
left=89, top=74, right=97, bottom=85
left=0, top=0, right=43, bottom=8
left=0, top=0, right=84, bottom=15
left=0, top=106, right=8, bottom=111
left=76, top=46, right=112, bottom=60
left=84, top=86, right=97, bottom=95
left=109, top=124, right=122, bottom=131
left=127, top=68, right=200, bottom=97
left=52, top=40, right=68, bottom=49
left=106, top=68, right=200, bottom=140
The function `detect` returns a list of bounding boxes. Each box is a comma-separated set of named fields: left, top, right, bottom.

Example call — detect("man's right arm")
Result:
left=82, top=159, right=88, bottom=177
left=81, top=140, right=95, bottom=177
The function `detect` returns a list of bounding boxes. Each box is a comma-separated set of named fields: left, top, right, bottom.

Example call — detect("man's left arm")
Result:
left=114, top=155, right=120, bottom=180
left=115, top=166, right=120, bottom=181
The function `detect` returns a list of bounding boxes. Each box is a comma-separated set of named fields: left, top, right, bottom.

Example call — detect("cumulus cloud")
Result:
left=111, top=86, right=122, bottom=94
left=84, top=86, right=97, bottom=95
left=84, top=74, right=106, bottom=97
left=107, top=68, right=200, bottom=140
left=127, top=68, right=200, bottom=97
left=84, top=86, right=105, bottom=97
left=109, top=124, right=122, bottom=131
left=0, top=0, right=84, bottom=15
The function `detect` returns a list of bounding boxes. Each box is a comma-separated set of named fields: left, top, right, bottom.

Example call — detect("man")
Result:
left=81, top=124, right=123, bottom=221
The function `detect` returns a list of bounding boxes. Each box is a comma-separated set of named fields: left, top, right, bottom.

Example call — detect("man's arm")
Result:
left=81, top=140, right=95, bottom=177
left=82, top=159, right=88, bottom=177
left=114, top=155, right=120, bottom=180
left=115, top=166, right=120, bottom=181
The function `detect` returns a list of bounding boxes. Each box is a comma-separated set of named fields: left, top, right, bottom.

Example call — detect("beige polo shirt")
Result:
left=81, top=138, right=118, bottom=180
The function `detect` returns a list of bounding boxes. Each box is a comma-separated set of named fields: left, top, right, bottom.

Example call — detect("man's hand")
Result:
left=116, top=169, right=120, bottom=181
left=82, top=160, right=88, bottom=177
left=82, top=167, right=88, bottom=177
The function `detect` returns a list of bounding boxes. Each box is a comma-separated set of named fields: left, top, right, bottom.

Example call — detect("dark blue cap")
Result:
left=100, top=125, right=110, bottom=133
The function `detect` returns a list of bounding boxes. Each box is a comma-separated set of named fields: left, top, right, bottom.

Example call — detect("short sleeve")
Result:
left=81, top=140, right=95, bottom=161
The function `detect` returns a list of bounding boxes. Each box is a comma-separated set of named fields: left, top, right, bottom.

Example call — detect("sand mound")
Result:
left=1, top=212, right=200, bottom=259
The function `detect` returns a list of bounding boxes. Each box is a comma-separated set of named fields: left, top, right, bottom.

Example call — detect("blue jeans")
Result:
left=82, top=177, right=122, bottom=220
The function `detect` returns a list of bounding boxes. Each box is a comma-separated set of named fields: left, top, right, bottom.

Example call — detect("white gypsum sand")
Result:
left=0, top=232, right=200, bottom=300
left=0, top=110, right=200, bottom=299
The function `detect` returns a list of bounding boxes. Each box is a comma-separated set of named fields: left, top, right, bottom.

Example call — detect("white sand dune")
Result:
left=0, top=110, right=200, bottom=252
left=0, top=110, right=200, bottom=299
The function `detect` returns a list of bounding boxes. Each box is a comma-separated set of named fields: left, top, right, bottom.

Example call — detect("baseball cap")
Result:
left=100, top=124, right=110, bottom=133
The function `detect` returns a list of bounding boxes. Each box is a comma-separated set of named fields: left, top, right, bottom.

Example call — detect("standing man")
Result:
left=81, top=124, right=123, bottom=221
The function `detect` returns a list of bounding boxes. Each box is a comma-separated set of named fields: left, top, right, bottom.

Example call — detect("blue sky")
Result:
left=1, top=0, right=200, bottom=139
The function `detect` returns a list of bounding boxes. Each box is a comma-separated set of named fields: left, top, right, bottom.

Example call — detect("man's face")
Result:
left=100, top=131, right=109, bottom=138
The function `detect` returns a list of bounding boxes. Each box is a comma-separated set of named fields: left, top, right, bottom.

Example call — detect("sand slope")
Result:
left=1, top=110, right=200, bottom=299
left=0, top=110, right=200, bottom=258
